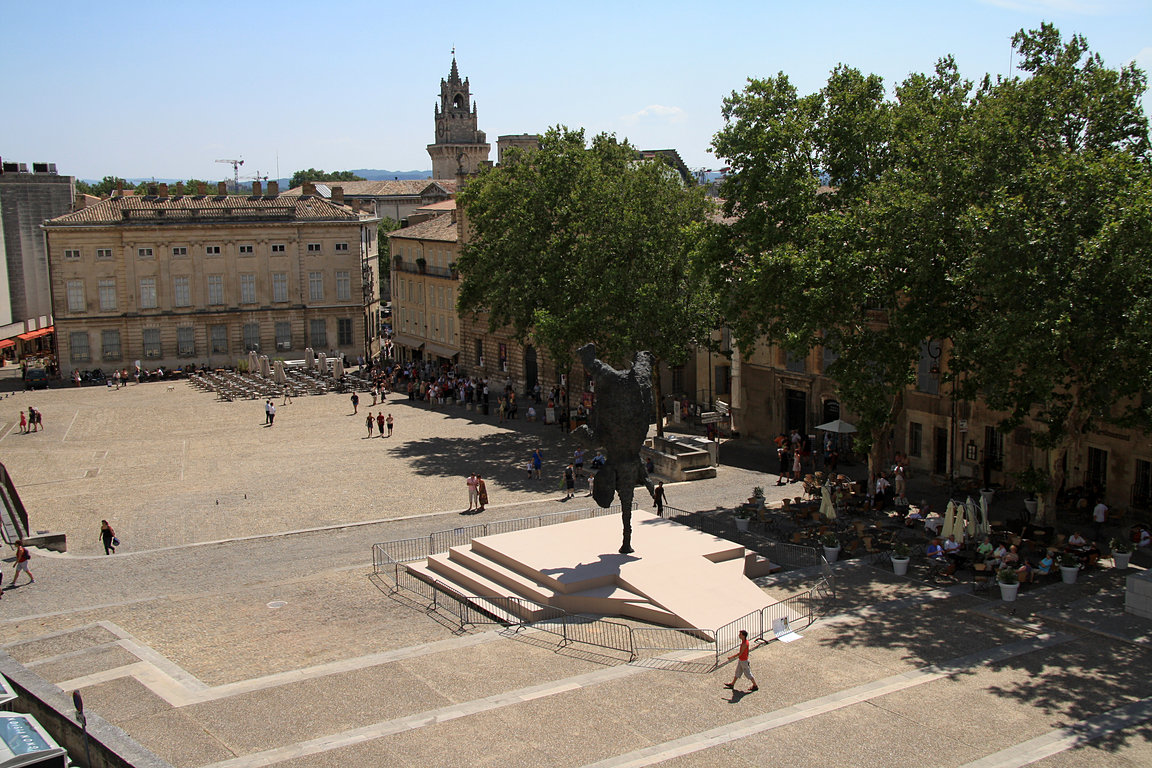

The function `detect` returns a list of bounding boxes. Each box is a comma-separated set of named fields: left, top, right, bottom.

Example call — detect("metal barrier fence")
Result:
left=373, top=503, right=627, bottom=571
left=371, top=507, right=831, bottom=671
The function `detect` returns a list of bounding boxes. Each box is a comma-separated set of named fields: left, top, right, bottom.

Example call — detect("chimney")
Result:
left=147, top=184, right=158, bottom=196
left=158, top=183, right=168, bottom=198
left=115, top=180, right=124, bottom=197
left=175, top=182, right=184, bottom=196
left=217, top=181, right=227, bottom=195
left=268, top=180, right=279, bottom=196
left=73, top=196, right=87, bottom=212
left=302, top=181, right=316, bottom=196
left=197, top=182, right=206, bottom=196
left=332, top=186, right=344, bottom=204
left=252, top=181, right=262, bottom=197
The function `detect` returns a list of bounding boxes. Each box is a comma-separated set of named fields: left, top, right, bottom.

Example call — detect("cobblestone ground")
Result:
left=0, top=378, right=1149, bottom=768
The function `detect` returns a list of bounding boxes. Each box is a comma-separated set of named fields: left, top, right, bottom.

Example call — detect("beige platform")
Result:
left=407, top=511, right=778, bottom=634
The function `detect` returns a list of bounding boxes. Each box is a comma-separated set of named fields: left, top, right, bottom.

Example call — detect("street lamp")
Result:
left=925, top=339, right=954, bottom=497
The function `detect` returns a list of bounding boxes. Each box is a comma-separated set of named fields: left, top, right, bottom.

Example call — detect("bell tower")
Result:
left=428, top=56, right=491, bottom=179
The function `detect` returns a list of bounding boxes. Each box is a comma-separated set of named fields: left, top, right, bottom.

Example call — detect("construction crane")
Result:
left=215, top=158, right=244, bottom=192
left=242, top=170, right=270, bottom=186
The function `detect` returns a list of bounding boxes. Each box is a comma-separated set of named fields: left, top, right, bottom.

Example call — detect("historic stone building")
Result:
left=427, top=58, right=490, bottom=179
left=0, top=159, right=73, bottom=359
left=44, top=181, right=378, bottom=371
left=284, top=179, right=455, bottom=226
left=387, top=206, right=463, bottom=364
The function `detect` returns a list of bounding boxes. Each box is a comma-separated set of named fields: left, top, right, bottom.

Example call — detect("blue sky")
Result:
left=2, top=0, right=1148, bottom=181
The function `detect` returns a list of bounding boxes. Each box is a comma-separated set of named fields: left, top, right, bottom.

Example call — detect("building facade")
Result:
left=284, top=179, right=456, bottom=225
left=388, top=209, right=463, bottom=364
left=44, top=182, right=378, bottom=371
left=0, top=159, right=73, bottom=358
left=427, top=58, right=490, bottom=179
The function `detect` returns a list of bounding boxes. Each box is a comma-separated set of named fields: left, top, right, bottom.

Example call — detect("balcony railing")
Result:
left=393, top=262, right=457, bottom=279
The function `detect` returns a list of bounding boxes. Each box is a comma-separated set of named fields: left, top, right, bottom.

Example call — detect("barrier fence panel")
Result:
left=557, top=615, right=635, bottom=659
left=763, top=591, right=815, bottom=637
left=374, top=537, right=432, bottom=566
left=713, top=610, right=763, bottom=664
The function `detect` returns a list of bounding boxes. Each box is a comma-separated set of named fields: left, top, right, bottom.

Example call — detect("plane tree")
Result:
left=456, top=126, right=715, bottom=434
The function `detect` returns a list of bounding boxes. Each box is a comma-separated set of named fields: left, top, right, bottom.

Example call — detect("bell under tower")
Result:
left=427, top=56, right=491, bottom=179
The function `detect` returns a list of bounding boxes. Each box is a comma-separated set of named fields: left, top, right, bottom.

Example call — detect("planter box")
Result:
left=892, top=557, right=910, bottom=576
left=1114, top=552, right=1132, bottom=569
left=734, top=517, right=750, bottom=532
left=1060, top=565, right=1079, bottom=584
left=999, top=581, right=1019, bottom=602
left=823, top=546, right=841, bottom=563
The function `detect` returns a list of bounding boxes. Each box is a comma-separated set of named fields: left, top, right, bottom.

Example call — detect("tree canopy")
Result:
left=457, top=127, right=715, bottom=429
left=704, top=24, right=1151, bottom=488
left=289, top=168, right=365, bottom=188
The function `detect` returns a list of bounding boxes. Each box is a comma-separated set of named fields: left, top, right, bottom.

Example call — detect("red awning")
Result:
left=16, top=326, right=53, bottom=341
left=0, top=340, right=14, bottom=349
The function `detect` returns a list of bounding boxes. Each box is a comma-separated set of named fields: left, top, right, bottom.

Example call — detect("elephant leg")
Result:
left=618, top=485, right=634, bottom=554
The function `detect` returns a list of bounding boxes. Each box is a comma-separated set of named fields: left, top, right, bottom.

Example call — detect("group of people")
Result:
left=18, top=407, right=42, bottom=433
left=364, top=412, right=395, bottom=438
left=263, top=399, right=277, bottom=426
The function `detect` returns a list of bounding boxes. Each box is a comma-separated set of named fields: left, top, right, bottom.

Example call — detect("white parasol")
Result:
left=965, top=496, right=978, bottom=541
left=815, top=419, right=857, bottom=434
left=820, top=484, right=836, bottom=520
left=318, top=353, right=328, bottom=376
left=333, top=356, right=345, bottom=379
left=941, top=501, right=957, bottom=540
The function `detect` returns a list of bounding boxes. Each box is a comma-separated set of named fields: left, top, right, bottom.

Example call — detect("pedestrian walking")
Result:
left=724, top=629, right=758, bottom=692
left=652, top=481, right=667, bottom=517
left=477, top=475, right=488, bottom=511
left=282, top=386, right=292, bottom=406
left=466, top=472, right=480, bottom=510
left=386, top=413, right=394, bottom=437
left=265, top=399, right=272, bottom=425
left=366, top=412, right=374, bottom=437
left=350, top=392, right=359, bottom=414
left=99, top=520, right=117, bottom=555
left=18, top=411, right=26, bottom=434
left=376, top=412, right=385, bottom=437
left=533, top=448, right=543, bottom=480
left=11, top=541, right=33, bottom=585
left=563, top=463, right=576, bottom=500
left=268, top=402, right=276, bottom=426
left=574, top=448, right=585, bottom=477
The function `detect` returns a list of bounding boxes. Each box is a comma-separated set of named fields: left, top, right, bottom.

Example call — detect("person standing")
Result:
left=365, top=412, right=374, bottom=437
left=1093, top=501, right=1108, bottom=542
left=652, top=481, right=667, bottom=517
left=386, top=413, right=394, bottom=437
left=28, top=408, right=38, bottom=433
left=376, top=412, right=385, bottom=437
left=776, top=443, right=789, bottom=486
left=264, top=400, right=272, bottom=425
left=532, top=448, right=543, bottom=480
left=724, top=629, right=758, bottom=692
left=99, top=520, right=117, bottom=555
left=268, top=402, right=276, bottom=426
left=350, top=392, right=359, bottom=414
left=563, top=463, right=576, bottom=500
left=574, top=448, right=585, bottom=477
left=11, top=541, right=33, bottom=585
left=476, top=474, right=488, bottom=511
left=466, top=472, right=479, bottom=511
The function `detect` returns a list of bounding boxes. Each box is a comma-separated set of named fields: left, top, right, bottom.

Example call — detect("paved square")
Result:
left=1, top=379, right=1150, bottom=768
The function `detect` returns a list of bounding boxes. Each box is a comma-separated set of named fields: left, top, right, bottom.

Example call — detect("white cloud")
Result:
left=621, top=104, right=687, bottom=126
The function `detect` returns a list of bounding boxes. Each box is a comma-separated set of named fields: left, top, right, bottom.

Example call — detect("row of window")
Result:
left=68, top=319, right=355, bottom=362
left=65, top=272, right=353, bottom=313
left=395, top=279, right=455, bottom=309
left=397, top=307, right=456, bottom=344
left=62, top=243, right=349, bottom=260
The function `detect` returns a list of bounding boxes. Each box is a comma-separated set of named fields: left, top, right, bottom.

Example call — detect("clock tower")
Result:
left=427, top=57, right=491, bottom=179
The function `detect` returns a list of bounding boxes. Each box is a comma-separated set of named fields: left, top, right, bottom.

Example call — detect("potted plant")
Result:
left=1059, top=552, right=1081, bottom=584
left=415, top=256, right=427, bottom=273
left=891, top=542, right=911, bottom=576
left=1111, top=538, right=1133, bottom=570
left=749, top=486, right=766, bottom=510
left=997, top=567, right=1020, bottom=602
left=448, top=261, right=459, bottom=278
left=1013, top=466, right=1050, bottom=519
left=821, top=533, right=841, bottom=563
left=733, top=505, right=752, bottom=532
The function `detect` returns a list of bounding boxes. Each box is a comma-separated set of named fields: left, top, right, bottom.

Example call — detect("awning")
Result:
left=16, top=327, right=53, bottom=342
left=425, top=342, right=460, bottom=359
left=389, top=332, right=424, bottom=349
left=0, top=340, right=14, bottom=350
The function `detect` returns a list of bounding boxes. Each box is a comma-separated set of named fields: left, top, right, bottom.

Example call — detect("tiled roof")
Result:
left=387, top=212, right=458, bottom=242
left=45, top=194, right=367, bottom=226
left=416, top=199, right=457, bottom=212
left=284, top=179, right=457, bottom=197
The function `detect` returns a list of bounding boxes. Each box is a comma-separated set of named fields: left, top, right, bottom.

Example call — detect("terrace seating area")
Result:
left=188, top=363, right=370, bottom=401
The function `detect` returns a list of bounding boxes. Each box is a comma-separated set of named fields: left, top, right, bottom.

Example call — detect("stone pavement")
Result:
left=0, top=380, right=1150, bottom=767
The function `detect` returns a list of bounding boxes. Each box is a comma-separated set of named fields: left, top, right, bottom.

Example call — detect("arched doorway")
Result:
left=524, top=346, right=538, bottom=394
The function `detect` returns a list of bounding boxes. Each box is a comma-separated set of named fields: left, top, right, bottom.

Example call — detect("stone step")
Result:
left=682, top=467, right=717, bottom=481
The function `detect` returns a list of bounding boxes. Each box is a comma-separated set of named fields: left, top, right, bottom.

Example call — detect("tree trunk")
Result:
left=652, top=355, right=665, bottom=438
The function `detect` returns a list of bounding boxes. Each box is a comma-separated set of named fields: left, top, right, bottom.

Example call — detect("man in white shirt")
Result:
left=1093, top=502, right=1108, bottom=542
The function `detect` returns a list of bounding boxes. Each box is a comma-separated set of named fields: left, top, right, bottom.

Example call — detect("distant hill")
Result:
left=350, top=169, right=432, bottom=181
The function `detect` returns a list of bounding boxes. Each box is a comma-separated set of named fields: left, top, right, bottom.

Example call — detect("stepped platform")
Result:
left=406, top=511, right=777, bottom=634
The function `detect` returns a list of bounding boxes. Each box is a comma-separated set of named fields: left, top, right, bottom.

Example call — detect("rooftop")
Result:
left=45, top=193, right=370, bottom=226
left=387, top=211, right=458, bottom=243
